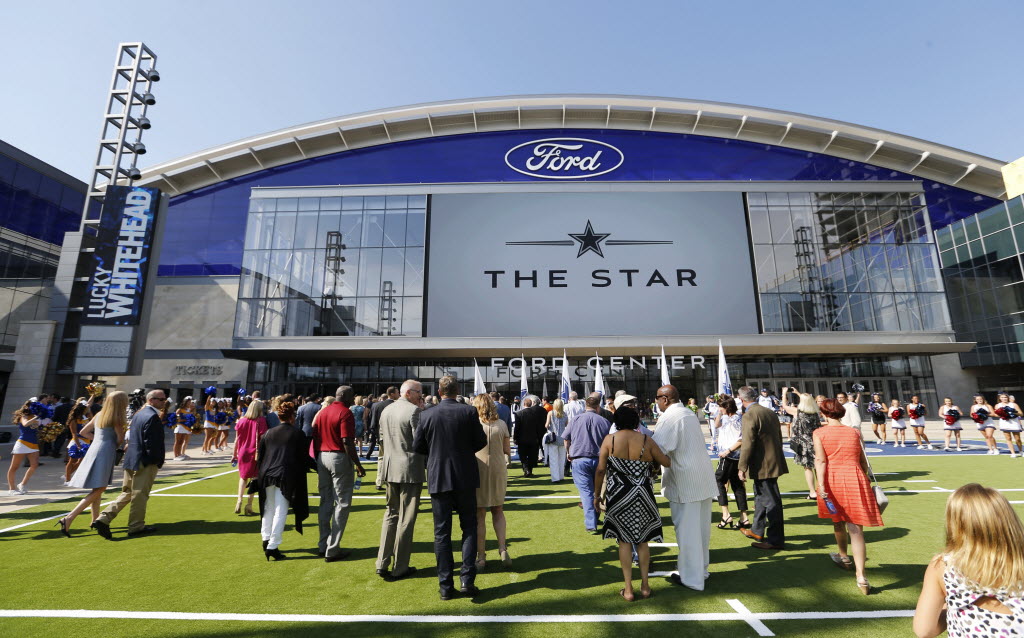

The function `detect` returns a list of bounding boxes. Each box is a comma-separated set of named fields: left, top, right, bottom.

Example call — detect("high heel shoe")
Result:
left=500, top=548, right=511, bottom=567
left=56, top=517, right=71, bottom=538
left=717, top=516, right=734, bottom=529
left=234, top=499, right=242, bottom=515
left=475, top=553, right=486, bottom=571
left=737, top=518, right=752, bottom=529
left=244, top=503, right=254, bottom=516
left=262, top=540, right=269, bottom=550
left=856, top=578, right=871, bottom=595
left=265, top=548, right=285, bottom=561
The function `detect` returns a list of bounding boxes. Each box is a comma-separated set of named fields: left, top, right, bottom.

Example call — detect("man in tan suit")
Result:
left=375, top=379, right=426, bottom=580
left=736, top=385, right=789, bottom=550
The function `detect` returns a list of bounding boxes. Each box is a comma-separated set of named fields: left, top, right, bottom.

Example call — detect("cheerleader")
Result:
left=867, top=393, right=887, bottom=445
left=889, top=399, right=908, bottom=447
left=215, top=399, right=232, bottom=451
left=969, top=395, right=998, bottom=454
left=63, top=400, right=91, bottom=484
left=704, top=395, right=722, bottom=449
left=906, top=395, right=934, bottom=450
left=6, top=400, right=42, bottom=495
left=994, top=393, right=1024, bottom=458
left=202, top=395, right=219, bottom=454
left=169, top=397, right=197, bottom=461
left=938, top=397, right=963, bottom=452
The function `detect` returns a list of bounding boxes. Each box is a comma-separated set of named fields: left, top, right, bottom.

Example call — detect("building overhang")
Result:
left=222, top=333, right=975, bottom=361
left=136, top=94, right=1009, bottom=200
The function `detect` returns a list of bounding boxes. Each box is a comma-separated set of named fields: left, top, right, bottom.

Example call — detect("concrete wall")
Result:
left=930, top=353, right=978, bottom=403
left=1, top=320, right=56, bottom=457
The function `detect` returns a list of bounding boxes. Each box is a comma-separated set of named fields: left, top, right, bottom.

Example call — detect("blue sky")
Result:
left=2, top=1, right=1021, bottom=180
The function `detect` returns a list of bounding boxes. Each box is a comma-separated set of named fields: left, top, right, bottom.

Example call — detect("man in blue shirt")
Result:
left=491, top=392, right=512, bottom=426
left=562, top=393, right=611, bottom=532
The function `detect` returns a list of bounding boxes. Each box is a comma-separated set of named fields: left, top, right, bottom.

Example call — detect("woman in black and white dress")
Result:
left=867, top=393, right=887, bottom=445
left=713, top=395, right=749, bottom=529
left=939, top=397, right=963, bottom=452
left=594, top=407, right=671, bottom=602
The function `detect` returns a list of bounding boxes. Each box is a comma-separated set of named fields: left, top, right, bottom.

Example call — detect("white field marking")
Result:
left=1010, top=501, right=1024, bottom=504
left=0, top=470, right=236, bottom=535
left=727, top=598, right=775, bottom=637
left=648, top=543, right=678, bottom=548
left=150, top=493, right=582, bottom=501
left=902, top=480, right=936, bottom=483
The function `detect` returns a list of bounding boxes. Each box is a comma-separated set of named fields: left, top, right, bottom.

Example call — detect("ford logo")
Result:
left=504, top=137, right=624, bottom=180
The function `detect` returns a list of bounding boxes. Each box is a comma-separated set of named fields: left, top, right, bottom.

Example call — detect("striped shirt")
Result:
left=652, top=403, right=718, bottom=503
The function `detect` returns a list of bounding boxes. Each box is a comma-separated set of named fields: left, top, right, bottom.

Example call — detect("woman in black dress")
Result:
left=594, top=406, right=671, bottom=601
left=256, top=401, right=310, bottom=560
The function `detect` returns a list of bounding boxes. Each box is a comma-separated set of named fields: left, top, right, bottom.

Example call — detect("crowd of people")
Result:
left=5, top=378, right=1024, bottom=633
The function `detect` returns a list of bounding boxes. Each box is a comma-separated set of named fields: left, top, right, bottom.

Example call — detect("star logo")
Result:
left=568, top=220, right=611, bottom=258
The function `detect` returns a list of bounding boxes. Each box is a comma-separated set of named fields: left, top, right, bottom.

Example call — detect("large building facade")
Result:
left=43, top=96, right=1018, bottom=406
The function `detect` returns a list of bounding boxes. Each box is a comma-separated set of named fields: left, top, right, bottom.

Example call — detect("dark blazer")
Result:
left=52, top=402, right=72, bottom=426
left=257, top=422, right=310, bottom=534
left=413, top=398, right=487, bottom=494
left=295, top=401, right=321, bottom=438
left=738, top=403, right=788, bottom=480
left=513, top=405, right=547, bottom=445
left=369, top=398, right=394, bottom=434
left=123, top=405, right=165, bottom=471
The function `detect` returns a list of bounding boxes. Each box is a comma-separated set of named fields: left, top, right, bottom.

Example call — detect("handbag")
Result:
left=858, top=435, right=889, bottom=514
left=543, top=430, right=556, bottom=446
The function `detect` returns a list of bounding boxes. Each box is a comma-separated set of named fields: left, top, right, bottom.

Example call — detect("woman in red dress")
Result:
left=814, top=398, right=884, bottom=595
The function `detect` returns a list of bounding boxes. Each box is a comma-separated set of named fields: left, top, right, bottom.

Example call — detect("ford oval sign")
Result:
left=504, top=138, right=625, bottom=180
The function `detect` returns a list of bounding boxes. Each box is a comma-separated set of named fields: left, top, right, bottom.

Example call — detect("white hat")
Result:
left=613, top=394, right=637, bottom=410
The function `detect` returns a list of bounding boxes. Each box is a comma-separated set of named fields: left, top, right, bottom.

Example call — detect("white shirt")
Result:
left=757, top=395, right=777, bottom=410
left=651, top=403, right=718, bottom=504
left=564, top=400, right=586, bottom=423
left=716, top=413, right=743, bottom=455
left=840, top=401, right=862, bottom=428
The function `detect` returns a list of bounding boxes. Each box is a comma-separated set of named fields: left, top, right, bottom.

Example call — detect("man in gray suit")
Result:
left=376, top=379, right=426, bottom=580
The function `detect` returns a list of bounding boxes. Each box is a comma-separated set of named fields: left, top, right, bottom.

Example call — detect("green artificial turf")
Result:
left=1, top=453, right=1021, bottom=637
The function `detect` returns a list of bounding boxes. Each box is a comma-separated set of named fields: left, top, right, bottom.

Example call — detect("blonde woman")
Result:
left=58, top=391, right=129, bottom=536
left=913, top=483, right=1024, bottom=637
left=232, top=400, right=268, bottom=515
left=169, top=397, right=196, bottom=461
left=543, top=399, right=568, bottom=482
left=202, top=395, right=218, bottom=453
left=782, top=389, right=821, bottom=499
left=472, top=393, right=512, bottom=570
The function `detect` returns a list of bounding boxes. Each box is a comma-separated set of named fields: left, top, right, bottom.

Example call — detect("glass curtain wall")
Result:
left=236, top=194, right=426, bottom=338
left=937, top=195, right=1024, bottom=367
left=749, top=192, right=950, bottom=333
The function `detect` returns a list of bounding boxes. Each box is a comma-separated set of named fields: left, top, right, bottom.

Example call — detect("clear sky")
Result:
left=2, top=0, right=1021, bottom=181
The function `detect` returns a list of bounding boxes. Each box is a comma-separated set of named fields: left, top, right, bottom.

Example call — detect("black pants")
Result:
left=430, top=488, right=478, bottom=595
left=366, top=426, right=380, bottom=458
left=715, top=457, right=748, bottom=510
left=518, top=443, right=539, bottom=475
left=752, top=477, right=785, bottom=546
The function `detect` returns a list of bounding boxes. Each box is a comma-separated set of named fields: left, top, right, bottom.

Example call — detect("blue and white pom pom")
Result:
left=237, top=388, right=246, bottom=396
left=205, top=386, right=217, bottom=396
left=68, top=442, right=90, bottom=459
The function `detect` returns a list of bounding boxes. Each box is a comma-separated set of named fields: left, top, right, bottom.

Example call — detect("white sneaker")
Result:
left=943, top=447, right=951, bottom=452
left=173, top=455, right=185, bottom=461
left=900, top=443, right=907, bottom=447
left=181, top=455, right=191, bottom=460
left=926, top=445, right=935, bottom=450
left=992, top=449, right=1000, bottom=455
left=16, top=484, right=27, bottom=494
left=8, top=490, right=19, bottom=496
left=916, top=444, right=924, bottom=450
left=956, top=447, right=964, bottom=452
left=1012, top=453, right=1020, bottom=458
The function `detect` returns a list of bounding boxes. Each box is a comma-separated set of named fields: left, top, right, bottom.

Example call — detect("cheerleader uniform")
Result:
left=971, top=406, right=995, bottom=431
left=995, top=402, right=1023, bottom=432
left=906, top=403, right=927, bottom=429
left=169, top=411, right=192, bottom=435
left=215, top=410, right=230, bottom=431
left=12, top=418, right=40, bottom=455
left=204, top=409, right=218, bottom=430
left=940, top=406, right=962, bottom=431
left=889, top=408, right=907, bottom=431
left=868, top=403, right=887, bottom=426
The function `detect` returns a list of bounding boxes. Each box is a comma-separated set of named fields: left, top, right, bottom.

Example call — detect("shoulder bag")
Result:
left=857, top=434, right=889, bottom=514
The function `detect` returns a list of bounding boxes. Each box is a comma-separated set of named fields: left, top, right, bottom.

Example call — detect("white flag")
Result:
left=472, top=358, right=486, bottom=396
left=593, top=352, right=606, bottom=400
left=519, top=354, right=529, bottom=400
left=542, top=376, right=549, bottom=401
left=559, top=350, right=571, bottom=401
left=660, top=344, right=671, bottom=387
left=718, top=339, right=732, bottom=396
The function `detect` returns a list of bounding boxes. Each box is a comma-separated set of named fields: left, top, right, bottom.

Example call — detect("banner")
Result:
left=718, top=339, right=733, bottom=396
left=660, top=344, right=671, bottom=387
left=82, top=185, right=160, bottom=326
left=559, top=349, right=571, bottom=401
left=473, top=359, right=487, bottom=396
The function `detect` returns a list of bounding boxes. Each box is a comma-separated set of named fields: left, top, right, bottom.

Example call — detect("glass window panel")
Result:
left=249, top=213, right=275, bottom=250
left=293, top=212, right=318, bottom=249
left=822, top=295, right=851, bottom=331
left=1013, top=225, right=1024, bottom=256
left=935, top=229, right=953, bottom=253
left=275, top=198, right=298, bottom=212
left=983, top=229, right=1018, bottom=262
left=978, top=204, right=1010, bottom=236
left=843, top=247, right=870, bottom=293
left=267, top=251, right=290, bottom=297
left=272, top=213, right=296, bottom=250
left=873, top=293, right=900, bottom=331
left=290, top=250, right=315, bottom=298
left=759, top=294, right=782, bottom=332
left=245, top=250, right=271, bottom=298
left=939, top=249, right=957, bottom=269
left=771, top=247, right=801, bottom=293
left=778, top=294, right=815, bottom=331
left=364, top=196, right=386, bottom=210
left=285, top=298, right=316, bottom=336
left=298, top=198, right=319, bottom=212
left=748, top=206, right=770, bottom=243
left=251, top=300, right=285, bottom=337
left=895, top=293, right=923, bottom=331
left=766, top=193, right=789, bottom=206
left=408, top=195, right=427, bottom=209
left=385, top=195, right=408, bottom=209
left=907, top=244, right=942, bottom=292
left=952, top=223, right=966, bottom=246
left=847, top=294, right=876, bottom=331
left=340, top=196, right=363, bottom=210
left=885, top=245, right=914, bottom=293
left=355, top=297, right=380, bottom=335
left=965, top=217, right=981, bottom=242
left=339, top=210, right=363, bottom=248
left=747, top=192, right=767, bottom=205
left=1009, top=198, right=1024, bottom=224
left=316, top=211, right=341, bottom=249
left=320, top=197, right=342, bottom=210
left=249, top=198, right=275, bottom=213
left=752, top=245, right=776, bottom=293
left=401, top=297, right=423, bottom=336
left=990, top=257, right=1024, bottom=285
left=404, top=247, right=424, bottom=297
left=383, top=211, right=407, bottom=248
left=769, top=209, right=793, bottom=243
left=821, top=253, right=846, bottom=293
left=381, top=248, right=405, bottom=296
left=918, top=293, right=952, bottom=331
left=405, top=210, right=425, bottom=246
left=378, top=295, right=401, bottom=335
left=357, top=248, right=383, bottom=297
left=362, top=210, right=385, bottom=247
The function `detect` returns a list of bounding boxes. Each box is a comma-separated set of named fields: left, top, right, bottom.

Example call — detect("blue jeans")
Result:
left=571, top=457, right=599, bottom=530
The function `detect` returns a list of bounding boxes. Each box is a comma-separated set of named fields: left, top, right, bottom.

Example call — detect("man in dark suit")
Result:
left=512, top=395, right=547, bottom=476
left=48, top=396, right=73, bottom=458
left=737, top=385, right=789, bottom=550
left=295, top=394, right=321, bottom=439
left=93, top=389, right=167, bottom=539
left=367, top=386, right=398, bottom=461
left=413, top=376, right=488, bottom=600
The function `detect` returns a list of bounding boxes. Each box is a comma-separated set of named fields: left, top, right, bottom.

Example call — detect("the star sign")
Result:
left=568, top=220, right=611, bottom=258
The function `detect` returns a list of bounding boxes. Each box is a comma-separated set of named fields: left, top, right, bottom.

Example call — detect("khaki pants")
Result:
left=376, top=482, right=423, bottom=574
left=97, top=464, right=160, bottom=533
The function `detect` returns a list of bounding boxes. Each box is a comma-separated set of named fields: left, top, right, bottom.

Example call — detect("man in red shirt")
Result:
left=313, top=385, right=366, bottom=562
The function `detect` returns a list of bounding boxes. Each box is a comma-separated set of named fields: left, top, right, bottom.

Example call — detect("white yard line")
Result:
left=0, top=604, right=914, bottom=625
left=902, top=480, right=936, bottom=483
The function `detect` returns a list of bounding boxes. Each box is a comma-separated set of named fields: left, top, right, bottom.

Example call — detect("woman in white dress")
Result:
left=907, top=395, right=934, bottom=450
left=969, top=395, right=998, bottom=455
left=994, top=393, right=1024, bottom=458
left=543, top=399, right=568, bottom=482
left=939, top=398, right=963, bottom=452
left=889, top=399, right=908, bottom=447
